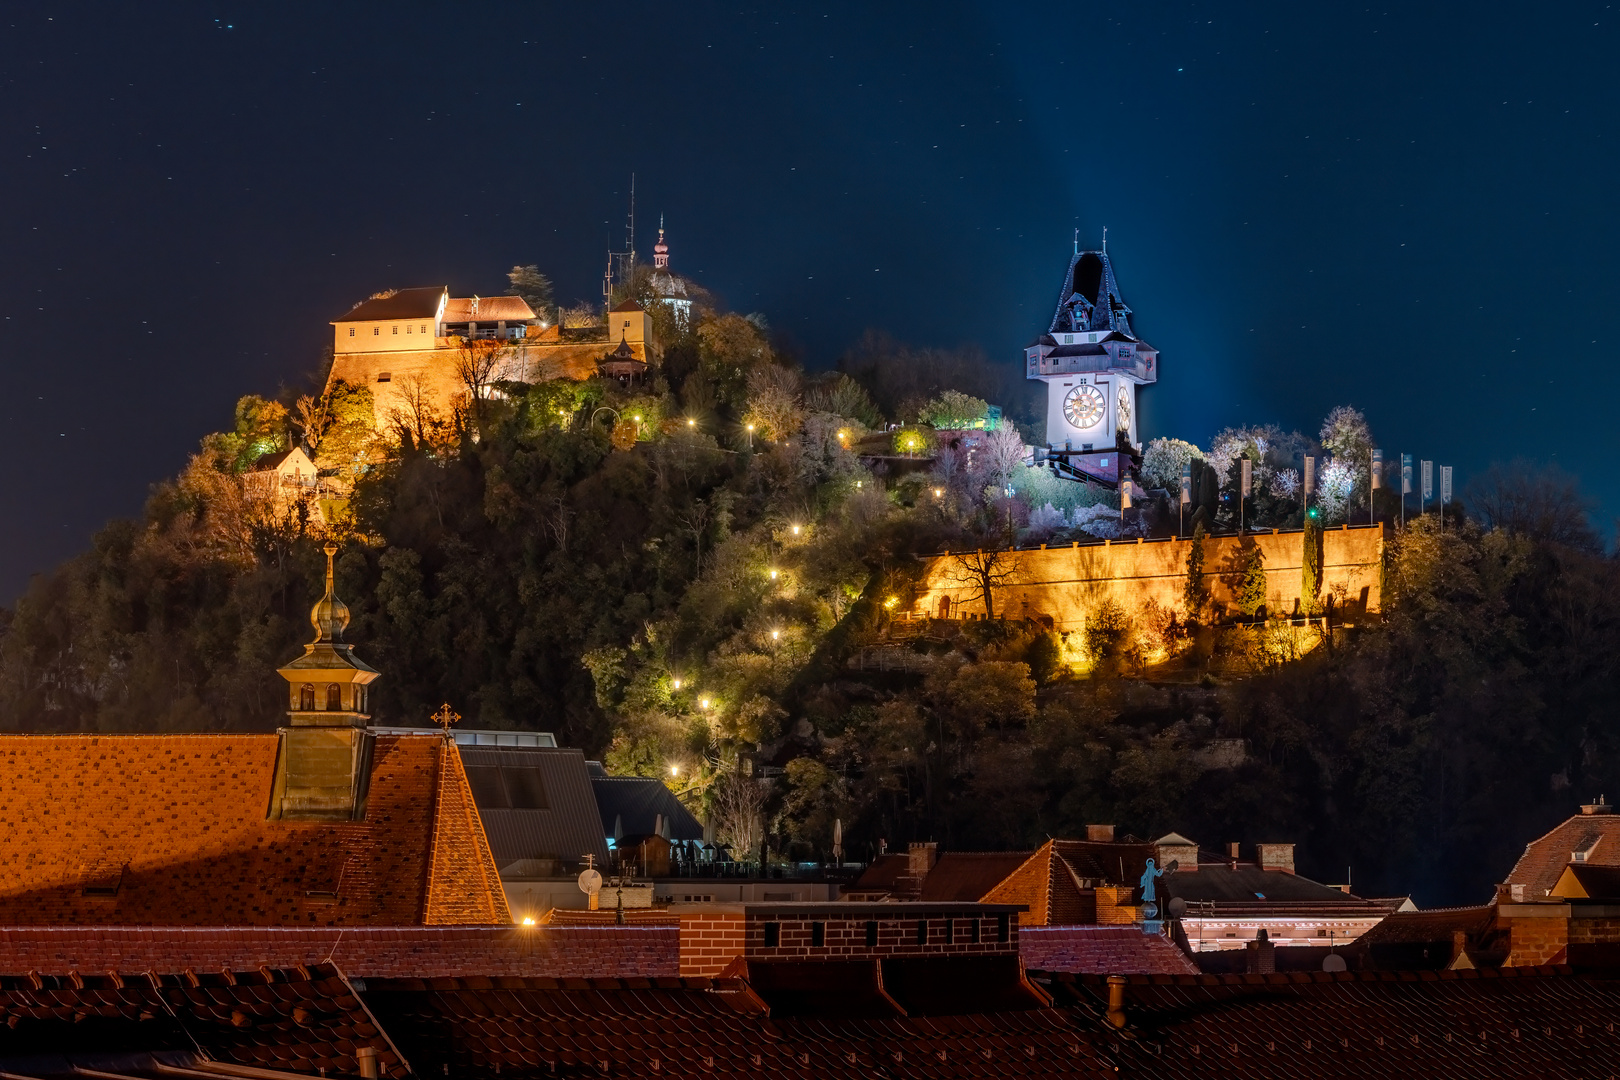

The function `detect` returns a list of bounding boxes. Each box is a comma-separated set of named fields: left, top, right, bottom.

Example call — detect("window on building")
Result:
left=377, top=372, right=391, bottom=382
left=971, top=919, right=981, bottom=944
left=915, top=919, right=928, bottom=945
left=811, top=922, right=825, bottom=947
left=373, top=327, right=380, bottom=336
left=997, top=914, right=1010, bottom=943
left=945, top=919, right=954, bottom=945
left=357, top=686, right=366, bottom=713
left=326, top=684, right=341, bottom=710
left=865, top=920, right=878, bottom=947
left=348, top=327, right=356, bottom=337
left=406, top=325, right=412, bottom=334
left=299, top=684, right=315, bottom=711
left=763, top=922, right=780, bottom=948
left=392, top=326, right=399, bottom=334
left=421, top=324, right=429, bottom=334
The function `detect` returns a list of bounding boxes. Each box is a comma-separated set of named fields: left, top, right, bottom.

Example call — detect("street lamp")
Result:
left=745, top=422, right=755, bottom=450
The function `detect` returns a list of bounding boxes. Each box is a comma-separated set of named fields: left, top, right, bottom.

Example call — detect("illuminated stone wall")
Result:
left=912, top=524, right=1387, bottom=630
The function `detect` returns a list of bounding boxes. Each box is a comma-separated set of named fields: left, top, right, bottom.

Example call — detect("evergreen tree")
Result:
left=1183, top=523, right=1210, bottom=620
left=1236, top=543, right=1268, bottom=617
left=1300, top=511, right=1323, bottom=615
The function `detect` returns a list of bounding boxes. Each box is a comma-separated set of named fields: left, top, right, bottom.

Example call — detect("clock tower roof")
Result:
left=1050, top=248, right=1139, bottom=339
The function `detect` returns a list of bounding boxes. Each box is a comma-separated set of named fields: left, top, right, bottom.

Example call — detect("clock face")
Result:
left=1117, top=385, right=1131, bottom=432
left=1063, top=385, right=1105, bottom=429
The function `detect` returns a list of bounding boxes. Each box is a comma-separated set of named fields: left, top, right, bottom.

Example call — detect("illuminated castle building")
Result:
left=1025, top=242, right=1158, bottom=467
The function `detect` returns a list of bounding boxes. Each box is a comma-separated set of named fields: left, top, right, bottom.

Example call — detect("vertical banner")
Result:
left=1304, top=455, right=1316, bottom=498
left=1121, top=483, right=1132, bottom=510
left=1370, top=449, right=1382, bottom=490
left=1401, top=454, right=1413, bottom=494
left=1441, top=466, right=1453, bottom=504
left=1240, top=457, right=1253, bottom=497
left=1422, top=460, right=1433, bottom=501
left=1181, top=462, right=1192, bottom=505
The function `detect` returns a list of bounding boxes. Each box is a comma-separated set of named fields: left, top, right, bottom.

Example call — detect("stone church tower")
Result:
left=271, top=542, right=382, bottom=820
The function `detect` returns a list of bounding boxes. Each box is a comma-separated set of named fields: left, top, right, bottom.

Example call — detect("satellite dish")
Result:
left=577, top=868, right=603, bottom=896
left=1167, top=897, right=1187, bottom=919
left=1165, top=859, right=1180, bottom=873
left=1322, top=954, right=1347, bottom=973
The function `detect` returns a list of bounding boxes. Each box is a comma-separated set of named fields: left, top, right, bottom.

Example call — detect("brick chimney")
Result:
left=1581, top=795, right=1613, bottom=815
left=1257, top=843, right=1295, bottom=873
left=1087, top=825, right=1116, bottom=842
left=1227, top=842, right=1241, bottom=860
left=893, top=842, right=937, bottom=899
left=1245, top=929, right=1276, bottom=973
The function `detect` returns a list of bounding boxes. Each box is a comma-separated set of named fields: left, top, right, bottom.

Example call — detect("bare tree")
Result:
left=292, top=392, right=332, bottom=454
left=979, top=423, right=1026, bottom=492
left=711, top=769, right=767, bottom=864
left=941, top=546, right=1023, bottom=619
left=453, top=338, right=513, bottom=430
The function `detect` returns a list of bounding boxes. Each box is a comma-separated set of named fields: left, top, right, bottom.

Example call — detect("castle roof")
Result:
left=0, top=732, right=508, bottom=925
left=335, top=286, right=447, bottom=322
left=442, top=295, right=537, bottom=323
left=610, top=299, right=645, bottom=313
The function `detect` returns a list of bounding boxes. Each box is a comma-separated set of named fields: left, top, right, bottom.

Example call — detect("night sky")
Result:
left=3, top=2, right=1617, bottom=601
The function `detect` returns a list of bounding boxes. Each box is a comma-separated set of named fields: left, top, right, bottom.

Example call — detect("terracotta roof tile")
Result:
left=441, top=296, right=536, bottom=323
left=1022, top=927, right=1201, bottom=975
left=1504, top=811, right=1620, bottom=900
left=0, top=733, right=505, bottom=926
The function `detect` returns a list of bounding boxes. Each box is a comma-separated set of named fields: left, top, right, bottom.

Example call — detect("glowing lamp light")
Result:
left=746, top=423, right=755, bottom=432
left=771, top=629, right=780, bottom=640
left=933, top=488, right=943, bottom=498
left=791, top=525, right=801, bottom=536
left=633, top=415, right=642, bottom=422
left=521, top=917, right=537, bottom=926
left=884, top=596, right=898, bottom=609
left=687, top=418, right=696, bottom=427
left=769, top=569, right=779, bottom=580
left=670, top=764, right=680, bottom=777
left=672, top=677, right=683, bottom=690
left=699, top=697, right=712, bottom=710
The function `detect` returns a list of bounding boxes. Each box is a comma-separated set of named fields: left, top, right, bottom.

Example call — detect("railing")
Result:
left=1038, top=355, right=1151, bottom=379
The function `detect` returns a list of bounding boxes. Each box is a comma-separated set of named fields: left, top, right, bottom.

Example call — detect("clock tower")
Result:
left=1025, top=243, right=1158, bottom=461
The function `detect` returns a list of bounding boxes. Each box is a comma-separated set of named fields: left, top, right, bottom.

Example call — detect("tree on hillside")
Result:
left=1320, top=405, right=1374, bottom=510
left=1236, top=543, right=1268, bottom=617
left=1183, top=523, right=1210, bottom=620
left=742, top=365, right=804, bottom=442
left=919, top=390, right=990, bottom=430
left=804, top=373, right=882, bottom=428
left=698, top=313, right=771, bottom=410
left=1301, top=512, right=1324, bottom=615
left=1466, top=459, right=1600, bottom=550
left=506, top=265, right=555, bottom=322
left=453, top=338, right=514, bottom=430
left=942, top=546, right=1021, bottom=619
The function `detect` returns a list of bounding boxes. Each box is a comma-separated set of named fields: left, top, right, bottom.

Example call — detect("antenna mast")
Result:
left=604, top=174, right=639, bottom=311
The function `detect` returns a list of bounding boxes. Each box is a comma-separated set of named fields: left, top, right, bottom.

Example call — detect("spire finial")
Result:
left=1073, top=228, right=1079, bottom=255
left=1102, top=226, right=1108, bottom=254
left=310, top=541, right=351, bottom=643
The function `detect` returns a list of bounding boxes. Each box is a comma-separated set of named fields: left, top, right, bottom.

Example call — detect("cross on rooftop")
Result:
left=431, top=703, right=462, bottom=735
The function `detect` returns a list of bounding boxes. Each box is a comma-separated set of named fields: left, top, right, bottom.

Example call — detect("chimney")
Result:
left=1581, top=795, right=1613, bottom=815
left=1245, top=929, right=1276, bottom=973
left=909, top=841, right=939, bottom=876
left=1087, top=825, right=1116, bottom=843
left=1105, top=975, right=1127, bottom=1028
left=1257, top=843, right=1295, bottom=873
left=1227, top=842, right=1241, bottom=860
left=356, top=1047, right=380, bottom=1080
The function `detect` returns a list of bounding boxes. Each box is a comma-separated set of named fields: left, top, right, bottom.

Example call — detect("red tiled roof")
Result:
left=1504, top=810, right=1620, bottom=900
left=0, top=733, right=507, bottom=926
left=981, top=842, right=1095, bottom=925
left=425, top=737, right=509, bottom=924
left=1044, top=966, right=1620, bottom=1077
left=1021, top=926, right=1200, bottom=975
left=848, top=853, right=910, bottom=893
left=919, top=852, right=1033, bottom=901
left=335, top=286, right=447, bottom=322
left=442, top=295, right=536, bottom=323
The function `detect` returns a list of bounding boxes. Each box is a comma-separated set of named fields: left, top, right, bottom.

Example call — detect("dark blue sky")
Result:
left=2, top=2, right=1616, bottom=599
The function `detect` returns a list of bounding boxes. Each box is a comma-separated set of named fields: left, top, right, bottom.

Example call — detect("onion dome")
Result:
left=309, top=542, right=351, bottom=643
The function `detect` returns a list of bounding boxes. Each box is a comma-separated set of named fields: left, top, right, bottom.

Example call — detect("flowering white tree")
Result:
left=1316, top=459, right=1357, bottom=524
left=1140, top=437, right=1205, bottom=492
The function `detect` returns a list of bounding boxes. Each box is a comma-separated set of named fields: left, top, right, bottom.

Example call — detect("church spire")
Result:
left=653, top=215, right=670, bottom=269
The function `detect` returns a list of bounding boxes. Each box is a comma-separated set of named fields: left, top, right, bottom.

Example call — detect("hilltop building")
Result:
left=1026, top=240, right=1158, bottom=485
left=325, top=286, right=650, bottom=428
left=648, top=218, right=693, bottom=329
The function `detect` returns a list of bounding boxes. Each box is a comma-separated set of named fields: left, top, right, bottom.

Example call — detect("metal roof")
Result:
left=457, top=746, right=610, bottom=874
left=591, top=774, right=704, bottom=841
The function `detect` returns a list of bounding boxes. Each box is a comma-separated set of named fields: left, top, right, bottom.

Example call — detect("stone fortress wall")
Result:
left=912, top=524, right=1388, bottom=630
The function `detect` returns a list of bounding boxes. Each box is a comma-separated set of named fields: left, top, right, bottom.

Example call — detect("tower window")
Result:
left=348, top=327, right=356, bottom=337
left=326, top=684, right=342, bottom=710
left=377, top=372, right=391, bottom=382
left=373, top=327, right=380, bottom=336
left=299, top=684, right=315, bottom=711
